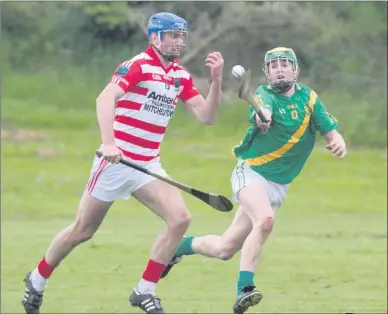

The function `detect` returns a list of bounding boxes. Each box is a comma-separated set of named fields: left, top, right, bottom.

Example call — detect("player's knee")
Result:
left=167, top=209, right=191, bottom=231
left=261, top=216, right=275, bottom=234
left=69, top=221, right=96, bottom=244
left=253, top=215, right=274, bottom=235
left=75, top=233, right=93, bottom=244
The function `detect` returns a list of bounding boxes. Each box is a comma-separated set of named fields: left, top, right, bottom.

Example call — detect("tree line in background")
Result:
left=2, top=2, right=387, bottom=147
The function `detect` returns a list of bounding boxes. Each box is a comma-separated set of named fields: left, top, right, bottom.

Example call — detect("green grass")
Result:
left=1, top=74, right=387, bottom=313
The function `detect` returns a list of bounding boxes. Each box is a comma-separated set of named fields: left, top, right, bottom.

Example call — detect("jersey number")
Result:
left=290, top=110, right=298, bottom=120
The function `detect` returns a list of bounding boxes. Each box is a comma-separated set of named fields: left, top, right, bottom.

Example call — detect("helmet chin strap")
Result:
left=149, top=41, right=178, bottom=62
left=272, top=80, right=295, bottom=93
left=266, top=72, right=299, bottom=94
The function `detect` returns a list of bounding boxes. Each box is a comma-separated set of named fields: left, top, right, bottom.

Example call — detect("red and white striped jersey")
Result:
left=109, top=46, right=200, bottom=163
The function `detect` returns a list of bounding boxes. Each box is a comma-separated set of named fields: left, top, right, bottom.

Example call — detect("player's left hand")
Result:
left=326, top=137, right=347, bottom=158
left=205, top=52, right=224, bottom=82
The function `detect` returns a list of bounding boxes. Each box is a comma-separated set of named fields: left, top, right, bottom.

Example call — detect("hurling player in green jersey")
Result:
left=161, top=47, right=347, bottom=313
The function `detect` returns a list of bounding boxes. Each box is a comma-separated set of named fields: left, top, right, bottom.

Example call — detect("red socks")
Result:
left=37, top=257, right=165, bottom=288
left=142, top=259, right=167, bottom=283
left=37, top=256, right=55, bottom=278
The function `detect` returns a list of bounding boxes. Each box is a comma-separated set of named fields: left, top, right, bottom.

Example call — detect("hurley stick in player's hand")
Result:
left=232, top=66, right=268, bottom=123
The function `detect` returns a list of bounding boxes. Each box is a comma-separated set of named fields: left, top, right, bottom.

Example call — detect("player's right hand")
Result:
left=101, top=144, right=122, bottom=164
left=255, top=109, right=272, bottom=133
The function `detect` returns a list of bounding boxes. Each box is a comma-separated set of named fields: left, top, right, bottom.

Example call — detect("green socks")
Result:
left=175, top=239, right=255, bottom=296
left=175, top=236, right=195, bottom=256
left=237, top=271, right=255, bottom=296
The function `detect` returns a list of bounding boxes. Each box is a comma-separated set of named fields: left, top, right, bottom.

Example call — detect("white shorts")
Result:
left=86, top=156, right=168, bottom=202
left=231, top=159, right=289, bottom=212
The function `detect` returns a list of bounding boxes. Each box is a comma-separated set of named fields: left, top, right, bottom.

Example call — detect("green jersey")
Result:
left=232, top=84, right=338, bottom=184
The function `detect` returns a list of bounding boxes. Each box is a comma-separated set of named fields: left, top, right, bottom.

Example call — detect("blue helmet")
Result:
left=147, top=12, right=188, bottom=62
left=147, top=12, right=188, bottom=40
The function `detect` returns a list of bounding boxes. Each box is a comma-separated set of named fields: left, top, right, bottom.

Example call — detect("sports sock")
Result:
left=137, top=259, right=167, bottom=295
left=175, top=236, right=195, bottom=256
left=30, top=257, right=55, bottom=292
left=237, top=271, right=255, bottom=296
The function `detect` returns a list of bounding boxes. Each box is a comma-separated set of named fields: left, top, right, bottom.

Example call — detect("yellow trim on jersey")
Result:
left=245, top=90, right=317, bottom=167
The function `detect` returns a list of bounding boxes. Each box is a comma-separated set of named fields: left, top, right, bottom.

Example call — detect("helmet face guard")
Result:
left=147, top=13, right=188, bottom=62
left=262, top=47, right=299, bottom=93
left=156, top=29, right=188, bottom=61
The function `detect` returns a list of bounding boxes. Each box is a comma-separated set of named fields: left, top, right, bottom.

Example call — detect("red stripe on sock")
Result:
left=37, top=256, right=56, bottom=279
left=142, top=259, right=167, bottom=283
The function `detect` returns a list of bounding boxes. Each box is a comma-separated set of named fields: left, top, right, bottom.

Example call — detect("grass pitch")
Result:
left=1, top=77, right=387, bottom=313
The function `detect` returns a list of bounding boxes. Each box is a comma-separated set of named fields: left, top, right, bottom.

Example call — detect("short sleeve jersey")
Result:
left=233, top=84, right=338, bottom=184
left=109, top=46, right=200, bottom=162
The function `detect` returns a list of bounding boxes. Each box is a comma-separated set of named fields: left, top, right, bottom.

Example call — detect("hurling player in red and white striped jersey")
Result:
left=22, top=12, right=224, bottom=314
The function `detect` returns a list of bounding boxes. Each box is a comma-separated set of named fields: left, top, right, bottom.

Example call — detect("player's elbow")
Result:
left=199, top=118, right=214, bottom=125
left=197, top=112, right=216, bottom=125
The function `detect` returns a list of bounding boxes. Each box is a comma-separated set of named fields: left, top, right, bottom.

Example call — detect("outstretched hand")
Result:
left=326, top=138, right=347, bottom=158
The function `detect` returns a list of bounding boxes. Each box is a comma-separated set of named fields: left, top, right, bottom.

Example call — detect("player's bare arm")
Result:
left=96, top=83, right=125, bottom=163
left=324, top=129, right=347, bottom=158
left=185, top=52, right=224, bottom=125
